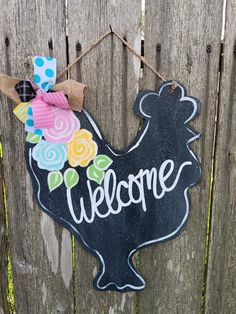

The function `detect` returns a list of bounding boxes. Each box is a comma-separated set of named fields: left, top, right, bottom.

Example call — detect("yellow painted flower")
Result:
left=67, top=129, right=98, bottom=167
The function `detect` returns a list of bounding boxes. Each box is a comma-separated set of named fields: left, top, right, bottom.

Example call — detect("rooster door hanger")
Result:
left=0, top=56, right=201, bottom=293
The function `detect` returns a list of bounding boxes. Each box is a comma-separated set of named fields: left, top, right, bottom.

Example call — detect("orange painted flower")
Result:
left=67, top=129, right=98, bottom=167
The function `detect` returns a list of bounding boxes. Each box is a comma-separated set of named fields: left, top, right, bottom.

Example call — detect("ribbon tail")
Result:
left=52, top=79, right=86, bottom=112
left=32, top=102, right=55, bottom=129
left=0, top=74, right=21, bottom=105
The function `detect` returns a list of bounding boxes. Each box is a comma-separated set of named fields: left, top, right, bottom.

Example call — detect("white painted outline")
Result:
left=28, top=80, right=201, bottom=291
left=83, top=82, right=200, bottom=158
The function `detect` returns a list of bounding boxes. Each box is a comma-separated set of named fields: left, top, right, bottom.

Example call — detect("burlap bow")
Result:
left=0, top=74, right=86, bottom=112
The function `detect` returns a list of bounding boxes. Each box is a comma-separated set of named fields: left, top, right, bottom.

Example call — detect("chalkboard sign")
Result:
left=25, top=80, right=201, bottom=292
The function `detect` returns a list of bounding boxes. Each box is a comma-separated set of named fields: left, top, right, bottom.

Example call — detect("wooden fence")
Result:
left=0, top=0, right=235, bottom=313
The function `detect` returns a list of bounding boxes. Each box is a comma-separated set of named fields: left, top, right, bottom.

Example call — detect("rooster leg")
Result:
left=93, top=252, right=146, bottom=292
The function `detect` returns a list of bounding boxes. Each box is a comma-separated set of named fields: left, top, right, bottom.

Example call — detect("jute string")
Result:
left=57, top=28, right=166, bottom=83
left=0, top=27, right=174, bottom=109
left=57, top=30, right=112, bottom=79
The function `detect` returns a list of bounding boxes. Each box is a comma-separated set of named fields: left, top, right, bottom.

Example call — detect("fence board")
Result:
left=0, top=146, right=9, bottom=314
left=0, top=1, right=74, bottom=313
left=67, top=0, right=141, bottom=312
left=0, top=1, right=234, bottom=313
left=139, top=1, right=223, bottom=313
left=206, top=0, right=236, bottom=312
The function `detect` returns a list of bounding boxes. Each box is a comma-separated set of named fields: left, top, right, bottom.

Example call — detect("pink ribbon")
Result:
left=31, top=91, right=70, bottom=129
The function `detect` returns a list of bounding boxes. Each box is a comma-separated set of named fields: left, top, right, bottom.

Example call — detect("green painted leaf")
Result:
left=26, top=132, right=42, bottom=143
left=47, top=171, right=63, bottom=192
left=87, top=164, right=104, bottom=185
left=64, top=168, right=79, bottom=189
left=93, top=154, right=113, bottom=171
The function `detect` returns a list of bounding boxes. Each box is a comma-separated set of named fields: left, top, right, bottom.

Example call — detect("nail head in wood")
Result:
left=206, top=44, right=212, bottom=53
left=76, top=42, right=82, bottom=52
left=24, top=62, right=30, bottom=68
left=156, top=43, right=161, bottom=52
left=123, top=35, right=127, bottom=48
left=5, top=37, right=9, bottom=47
left=109, top=25, right=113, bottom=33
left=48, top=39, right=53, bottom=50
left=233, top=44, right=236, bottom=54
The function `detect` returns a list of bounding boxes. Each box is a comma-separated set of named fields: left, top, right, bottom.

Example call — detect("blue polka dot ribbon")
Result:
left=23, top=56, right=57, bottom=133
left=33, top=56, right=56, bottom=92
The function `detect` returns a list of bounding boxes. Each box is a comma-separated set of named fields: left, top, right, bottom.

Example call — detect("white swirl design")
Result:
left=32, top=140, right=68, bottom=171
left=45, top=108, right=80, bottom=143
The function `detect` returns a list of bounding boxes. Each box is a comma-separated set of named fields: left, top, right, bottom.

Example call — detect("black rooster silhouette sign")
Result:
left=1, top=67, right=201, bottom=292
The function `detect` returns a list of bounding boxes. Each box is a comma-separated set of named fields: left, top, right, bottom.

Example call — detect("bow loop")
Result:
left=31, top=94, right=55, bottom=129
left=30, top=91, right=71, bottom=129
left=15, top=80, right=36, bottom=102
left=42, top=91, right=70, bottom=110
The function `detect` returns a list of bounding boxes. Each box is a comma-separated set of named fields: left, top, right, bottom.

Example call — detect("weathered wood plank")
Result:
left=0, top=144, right=9, bottom=314
left=0, top=12, right=10, bottom=314
left=206, top=0, right=236, bottom=312
left=0, top=1, right=74, bottom=313
left=67, top=0, right=141, bottom=312
left=139, top=1, right=223, bottom=313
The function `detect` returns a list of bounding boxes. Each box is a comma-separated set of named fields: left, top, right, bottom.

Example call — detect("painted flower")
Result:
left=44, top=108, right=80, bottom=143
left=32, top=140, right=68, bottom=171
left=67, top=129, right=98, bottom=167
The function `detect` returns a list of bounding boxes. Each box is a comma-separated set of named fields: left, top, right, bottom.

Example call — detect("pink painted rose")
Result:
left=44, top=108, right=80, bottom=143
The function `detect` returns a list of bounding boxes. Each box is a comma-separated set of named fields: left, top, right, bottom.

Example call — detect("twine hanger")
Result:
left=58, top=26, right=177, bottom=90
left=58, top=26, right=179, bottom=86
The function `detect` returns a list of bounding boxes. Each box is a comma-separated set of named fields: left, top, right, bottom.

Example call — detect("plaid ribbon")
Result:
left=15, top=81, right=36, bottom=102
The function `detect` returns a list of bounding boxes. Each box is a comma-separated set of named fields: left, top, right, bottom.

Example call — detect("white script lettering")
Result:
left=66, top=159, right=192, bottom=224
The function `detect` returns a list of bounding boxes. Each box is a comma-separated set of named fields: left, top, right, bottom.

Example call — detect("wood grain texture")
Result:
left=0, top=1, right=74, bottom=313
left=0, top=145, right=9, bottom=314
left=67, top=0, right=141, bottom=312
left=205, top=0, right=236, bottom=312
left=139, top=1, right=223, bottom=313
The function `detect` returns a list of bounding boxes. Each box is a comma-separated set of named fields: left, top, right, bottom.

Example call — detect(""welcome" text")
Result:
left=66, top=159, right=192, bottom=224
